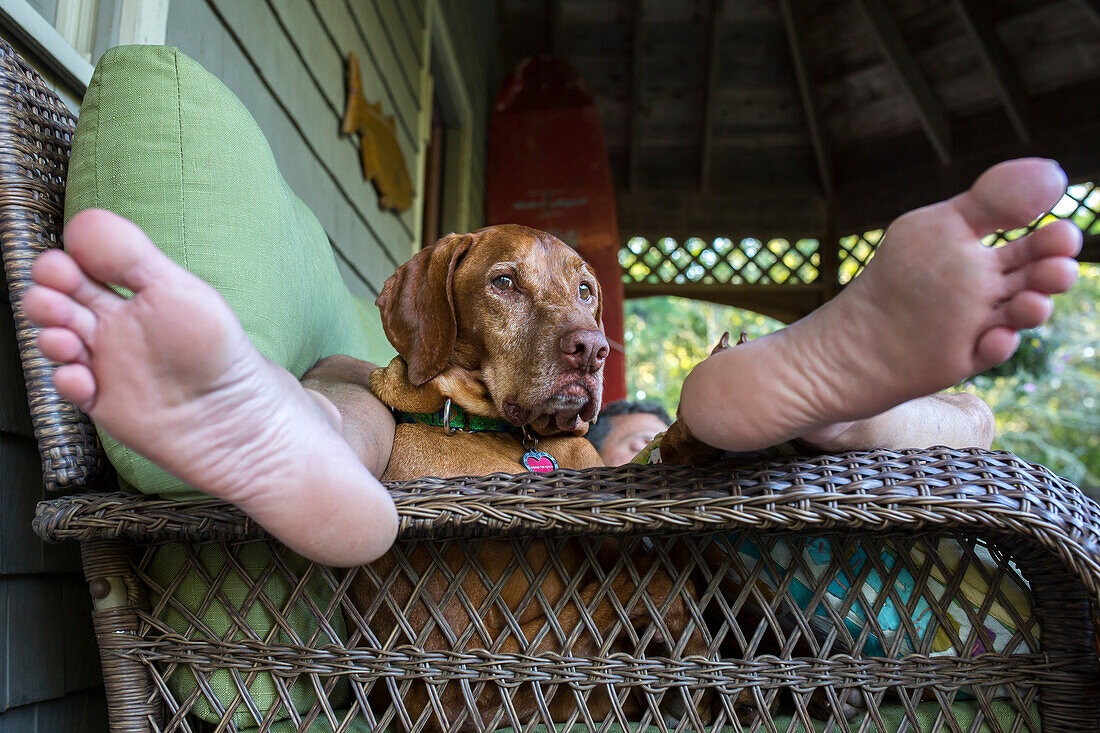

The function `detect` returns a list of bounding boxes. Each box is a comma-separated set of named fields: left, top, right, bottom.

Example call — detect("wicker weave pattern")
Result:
left=35, top=452, right=1100, bottom=730
left=0, top=39, right=110, bottom=490
left=88, top=526, right=1081, bottom=731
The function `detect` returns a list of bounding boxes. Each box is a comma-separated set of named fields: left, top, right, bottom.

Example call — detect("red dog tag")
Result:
left=521, top=450, right=558, bottom=473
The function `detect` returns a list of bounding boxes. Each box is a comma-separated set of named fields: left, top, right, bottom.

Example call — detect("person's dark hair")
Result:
left=586, top=399, right=672, bottom=451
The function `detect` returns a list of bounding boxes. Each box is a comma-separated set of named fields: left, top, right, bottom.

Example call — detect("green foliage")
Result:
left=964, top=263, right=1100, bottom=486
left=624, top=265, right=1100, bottom=487
left=622, top=297, right=783, bottom=414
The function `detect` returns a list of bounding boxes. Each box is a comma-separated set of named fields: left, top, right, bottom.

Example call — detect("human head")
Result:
left=588, top=400, right=672, bottom=465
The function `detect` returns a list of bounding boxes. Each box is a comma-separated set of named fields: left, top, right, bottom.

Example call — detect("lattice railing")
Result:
left=627, top=182, right=1099, bottom=289
left=838, top=181, right=1099, bottom=284
left=838, top=229, right=883, bottom=285
left=619, top=236, right=820, bottom=286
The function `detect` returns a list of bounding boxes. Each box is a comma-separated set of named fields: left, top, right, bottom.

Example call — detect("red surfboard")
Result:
left=486, top=55, right=627, bottom=404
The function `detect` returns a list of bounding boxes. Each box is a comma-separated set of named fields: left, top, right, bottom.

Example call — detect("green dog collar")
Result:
left=392, top=398, right=523, bottom=436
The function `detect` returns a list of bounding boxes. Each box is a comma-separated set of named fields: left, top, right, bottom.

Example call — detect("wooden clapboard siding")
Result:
left=167, top=0, right=409, bottom=297
left=371, top=0, right=419, bottom=105
left=392, top=0, right=425, bottom=60
left=1, top=280, right=106, bottom=731
left=0, top=687, right=108, bottom=731
left=273, top=0, right=422, bottom=239
left=165, top=0, right=499, bottom=294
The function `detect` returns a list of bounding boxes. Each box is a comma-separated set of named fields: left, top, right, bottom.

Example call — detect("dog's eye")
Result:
left=579, top=283, right=593, bottom=301
left=492, top=275, right=514, bottom=291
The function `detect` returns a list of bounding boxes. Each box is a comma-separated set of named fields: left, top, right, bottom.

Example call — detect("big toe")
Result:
left=64, top=209, right=177, bottom=292
left=955, top=159, right=1068, bottom=235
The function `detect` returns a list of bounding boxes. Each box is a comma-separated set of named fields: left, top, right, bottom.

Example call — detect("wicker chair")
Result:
left=4, top=38, right=1100, bottom=733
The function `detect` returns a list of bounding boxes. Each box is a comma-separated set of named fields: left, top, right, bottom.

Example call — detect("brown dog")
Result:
left=367, top=225, right=608, bottom=479
left=346, top=226, right=737, bottom=730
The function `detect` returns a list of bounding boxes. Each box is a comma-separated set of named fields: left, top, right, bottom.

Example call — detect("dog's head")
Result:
left=377, top=224, right=607, bottom=436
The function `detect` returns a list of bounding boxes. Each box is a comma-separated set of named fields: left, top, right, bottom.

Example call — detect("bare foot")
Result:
left=24, top=209, right=396, bottom=566
left=682, top=159, right=1081, bottom=451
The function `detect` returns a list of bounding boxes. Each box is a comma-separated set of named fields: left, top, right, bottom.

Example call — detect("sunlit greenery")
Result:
left=623, top=264, right=1100, bottom=487
left=623, top=297, right=783, bottom=412
left=962, top=263, right=1100, bottom=486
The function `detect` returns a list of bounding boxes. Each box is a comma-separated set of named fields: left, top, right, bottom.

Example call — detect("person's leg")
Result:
left=798, top=392, right=995, bottom=451
left=300, top=355, right=395, bottom=477
left=24, top=208, right=397, bottom=567
left=680, top=158, right=1081, bottom=453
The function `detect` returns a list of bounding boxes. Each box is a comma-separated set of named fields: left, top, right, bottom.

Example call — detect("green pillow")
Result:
left=63, top=45, right=400, bottom=728
left=147, top=542, right=353, bottom=728
left=63, top=44, right=395, bottom=499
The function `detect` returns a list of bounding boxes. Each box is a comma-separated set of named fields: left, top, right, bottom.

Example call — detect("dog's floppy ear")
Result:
left=376, top=233, right=474, bottom=385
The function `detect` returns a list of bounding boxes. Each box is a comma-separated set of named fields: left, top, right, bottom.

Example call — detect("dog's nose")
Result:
left=559, top=329, right=609, bottom=372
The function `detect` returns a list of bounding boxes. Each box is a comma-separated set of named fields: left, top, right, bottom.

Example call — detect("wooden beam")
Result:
left=543, top=0, right=561, bottom=56
left=1068, top=0, right=1100, bottom=30
left=854, top=0, right=952, bottom=163
left=623, top=283, right=822, bottom=323
left=950, top=0, right=1030, bottom=143
left=699, top=0, right=724, bottom=192
left=628, top=0, right=644, bottom=190
left=617, top=185, right=827, bottom=243
left=778, top=0, right=832, bottom=198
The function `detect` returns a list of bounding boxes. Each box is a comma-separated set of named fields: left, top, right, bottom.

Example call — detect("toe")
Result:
left=33, top=248, right=121, bottom=310
left=1001, top=256, right=1079, bottom=297
left=996, top=290, right=1055, bottom=331
left=995, top=219, right=1082, bottom=272
left=952, top=159, right=1068, bottom=236
left=38, top=327, right=90, bottom=364
left=974, top=328, right=1021, bottom=373
left=64, top=209, right=178, bottom=292
left=23, top=286, right=98, bottom=343
left=52, top=363, right=97, bottom=409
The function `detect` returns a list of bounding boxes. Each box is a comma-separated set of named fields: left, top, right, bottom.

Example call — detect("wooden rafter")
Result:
left=628, top=0, right=644, bottom=190
left=950, top=0, right=1030, bottom=143
left=778, top=0, right=833, bottom=198
left=699, top=0, right=724, bottom=192
left=543, top=0, right=561, bottom=57
left=1069, top=0, right=1100, bottom=30
left=855, top=0, right=952, bottom=163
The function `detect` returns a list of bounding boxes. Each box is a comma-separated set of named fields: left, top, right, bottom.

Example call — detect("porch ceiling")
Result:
left=498, top=0, right=1100, bottom=243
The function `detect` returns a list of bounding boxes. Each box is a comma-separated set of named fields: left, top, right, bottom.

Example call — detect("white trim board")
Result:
left=0, top=0, right=93, bottom=92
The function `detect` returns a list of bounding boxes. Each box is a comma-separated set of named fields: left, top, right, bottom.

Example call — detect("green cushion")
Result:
left=147, top=543, right=352, bottom=728
left=63, top=44, right=395, bottom=499
left=62, top=45, right=400, bottom=728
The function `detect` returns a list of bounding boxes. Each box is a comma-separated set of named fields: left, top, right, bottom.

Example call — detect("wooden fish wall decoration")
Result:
left=342, top=52, right=414, bottom=212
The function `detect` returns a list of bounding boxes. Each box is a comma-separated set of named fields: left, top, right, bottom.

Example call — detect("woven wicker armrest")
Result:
left=34, top=448, right=1100, bottom=589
